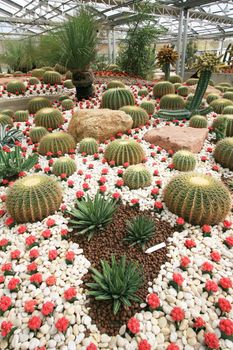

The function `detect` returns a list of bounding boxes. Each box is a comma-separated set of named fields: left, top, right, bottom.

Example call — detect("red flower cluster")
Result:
left=29, top=248, right=39, bottom=260
left=180, top=256, right=191, bottom=269
left=64, top=287, right=77, bottom=302
left=127, top=317, right=140, bottom=334
left=7, top=277, right=20, bottom=291
left=176, top=217, right=184, bottom=226
left=1, top=321, right=13, bottom=337
left=166, top=344, right=180, bottom=350
left=24, top=300, right=37, bottom=313
left=30, top=273, right=42, bottom=286
left=0, top=295, right=12, bottom=312
left=193, top=317, right=206, bottom=330
left=55, top=316, right=69, bottom=333
left=184, top=239, right=196, bottom=249
left=205, top=280, right=218, bottom=294
left=10, top=249, right=21, bottom=260
left=217, top=298, right=232, bottom=313
left=86, top=344, right=97, bottom=350
left=172, top=273, right=184, bottom=286
left=224, top=236, right=233, bottom=248
left=219, top=319, right=233, bottom=336
left=204, top=332, right=219, bottom=349
left=138, top=339, right=151, bottom=350
left=170, top=307, right=185, bottom=322
left=219, top=277, right=232, bottom=290
left=201, top=262, right=213, bottom=274
left=65, top=251, right=75, bottom=262
left=48, top=249, right=58, bottom=261
left=210, top=251, right=221, bottom=262
left=28, top=316, right=42, bottom=331
left=146, top=293, right=160, bottom=309
left=41, top=301, right=55, bottom=316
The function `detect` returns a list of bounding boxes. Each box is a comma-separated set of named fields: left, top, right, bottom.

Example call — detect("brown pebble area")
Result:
left=70, top=204, right=174, bottom=336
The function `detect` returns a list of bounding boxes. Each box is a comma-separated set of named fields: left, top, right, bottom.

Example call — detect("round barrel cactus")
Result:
left=0, top=114, right=13, bottom=127
left=101, top=88, right=135, bottom=110
left=107, top=80, right=125, bottom=89
left=31, top=68, right=45, bottom=79
left=138, top=89, right=148, bottom=97
left=14, top=110, right=29, bottom=122
left=210, top=99, right=233, bottom=114
left=61, top=99, right=74, bottom=110
left=64, top=80, right=74, bottom=89
left=163, top=173, right=231, bottom=225
left=218, top=82, right=232, bottom=87
left=226, top=87, right=233, bottom=92
left=1, top=109, right=14, bottom=118
left=42, top=66, right=54, bottom=72
left=29, top=77, right=40, bottom=85
left=215, top=85, right=228, bottom=93
left=177, top=86, right=189, bottom=97
left=6, top=174, right=62, bottom=223
left=7, top=80, right=26, bottom=94
left=35, top=108, right=63, bottom=130
left=59, top=95, right=70, bottom=102
left=123, top=164, right=151, bottom=189
left=186, top=78, right=199, bottom=86
left=28, top=97, right=51, bottom=114
left=104, top=139, right=145, bottom=166
left=160, top=94, right=185, bottom=110
left=174, top=83, right=182, bottom=90
left=214, top=138, right=233, bottom=170
left=169, top=75, right=182, bottom=84
left=52, top=156, right=77, bottom=176
left=120, top=106, right=149, bottom=128
left=29, top=126, right=49, bottom=143
left=54, top=63, right=67, bottom=74
left=172, top=150, right=196, bottom=172
left=189, top=115, right=208, bottom=128
left=206, top=93, right=220, bottom=105
left=79, top=138, right=98, bottom=155
left=140, top=101, right=155, bottom=115
left=65, top=71, right=73, bottom=79
left=222, top=106, right=233, bottom=114
left=225, top=115, right=233, bottom=136
left=153, top=81, right=174, bottom=99
left=43, top=71, right=62, bottom=85
left=223, top=92, right=233, bottom=101
left=38, top=132, right=76, bottom=156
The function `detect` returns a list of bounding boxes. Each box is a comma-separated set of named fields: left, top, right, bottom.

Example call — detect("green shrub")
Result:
left=61, top=99, right=74, bottom=110
left=29, top=77, right=40, bottom=85
left=169, top=75, right=182, bottom=83
left=87, top=255, right=143, bottom=314
left=52, top=156, right=77, bottom=176
left=186, top=78, right=198, bottom=86
left=29, top=126, right=48, bottom=143
left=123, top=164, right=151, bottom=189
left=35, top=108, right=63, bottom=130
left=64, top=79, right=74, bottom=89
left=210, top=99, right=233, bottom=114
left=0, top=126, right=23, bottom=148
left=223, top=92, right=233, bottom=101
left=43, top=71, right=62, bottom=85
left=124, top=216, right=155, bottom=249
left=153, top=81, right=174, bottom=99
left=101, top=88, right=135, bottom=110
left=79, top=137, right=98, bottom=155
left=7, top=80, right=26, bottom=94
left=140, top=101, right=155, bottom=114
left=14, top=110, right=29, bottom=122
left=138, top=88, right=148, bottom=97
left=6, top=174, right=62, bottom=222
left=214, top=137, right=233, bottom=170
left=120, top=106, right=149, bottom=128
left=0, top=114, right=13, bottom=127
left=68, top=192, right=117, bottom=240
left=104, top=139, right=145, bottom=166
left=177, top=86, right=189, bottom=97
left=28, top=97, right=51, bottom=114
left=172, top=150, right=196, bottom=171
left=1, top=109, right=14, bottom=118
left=163, top=172, right=231, bottom=225
left=31, top=68, right=45, bottom=79
left=206, top=93, right=220, bottom=105
left=189, top=115, right=208, bottom=128
left=160, top=94, right=185, bottom=110
left=38, top=132, right=76, bottom=156
left=107, top=80, right=125, bottom=89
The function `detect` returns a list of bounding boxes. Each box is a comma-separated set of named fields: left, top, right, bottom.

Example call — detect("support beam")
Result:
left=176, top=10, right=184, bottom=75
left=181, top=9, right=189, bottom=80
left=112, top=27, right=116, bottom=63
left=108, top=30, right=112, bottom=64
left=0, top=16, right=60, bottom=26
left=177, top=0, right=217, bottom=8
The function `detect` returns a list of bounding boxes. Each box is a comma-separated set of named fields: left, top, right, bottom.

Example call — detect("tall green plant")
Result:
left=185, top=40, right=198, bottom=69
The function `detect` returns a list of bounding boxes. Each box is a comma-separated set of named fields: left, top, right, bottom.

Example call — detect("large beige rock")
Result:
left=144, top=126, right=208, bottom=153
left=188, top=84, right=221, bottom=98
left=67, top=109, right=133, bottom=142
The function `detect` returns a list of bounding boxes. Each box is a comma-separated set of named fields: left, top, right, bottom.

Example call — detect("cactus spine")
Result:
left=189, top=115, right=208, bottom=128
left=120, top=106, right=149, bottom=128
left=29, top=127, right=49, bottom=143
left=52, top=157, right=77, bottom=176
left=104, top=139, right=145, bottom=166
left=35, top=108, right=64, bottom=130
left=101, top=88, right=135, bottom=110
left=123, top=164, right=152, bottom=189
left=214, top=138, right=233, bottom=170
left=172, top=150, right=196, bottom=172
left=38, top=132, right=76, bottom=156
left=79, top=138, right=98, bottom=155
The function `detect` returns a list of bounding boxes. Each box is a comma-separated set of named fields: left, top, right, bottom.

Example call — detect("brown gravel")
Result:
left=70, top=204, right=174, bottom=335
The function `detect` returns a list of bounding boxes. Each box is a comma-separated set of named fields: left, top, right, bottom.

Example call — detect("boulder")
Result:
left=144, top=126, right=208, bottom=153
left=188, top=84, right=221, bottom=98
left=67, top=109, right=133, bottom=142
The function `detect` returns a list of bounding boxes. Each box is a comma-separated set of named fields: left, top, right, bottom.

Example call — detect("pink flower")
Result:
left=5, top=217, right=15, bottom=227
left=27, top=262, right=37, bottom=273
left=46, top=218, right=55, bottom=227
left=17, top=225, right=27, bottom=234
left=224, top=236, right=233, bottom=248
left=205, top=280, right=218, bottom=293
left=138, top=339, right=151, bottom=350
left=60, top=229, right=68, bottom=237
left=65, top=251, right=75, bottom=262
left=41, top=229, right=52, bottom=239
left=219, top=277, right=232, bottom=290
left=7, top=277, right=20, bottom=291
left=28, top=316, right=42, bottom=331
left=170, top=307, right=185, bottom=322
left=154, top=201, right=163, bottom=210
left=10, top=249, right=21, bottom=260
left=24, top=300, right=37, bottom=313
left=29, top=248, right=39, bottom=260
left=1, top=262, right=12, bottom=272
left=112, top=192, right=121, bottom=200
left=55, top=317, right=69, bottom=333
left=172, top=273, right=184, bottom=286
left=210, top=251, right=221, bottom=262
left=46, top=275, right=57, bottom=286
left=180, top=256, right=191, bottom=268
left=1, top=321, right=13, bottom=337
left=176, top=217, right=184, bottom=225
left=48, top=249, right=58, bottom=261
left=30, top=273, right=42, bottom=286
left=202, top=225, right=211, bottom=233
left=217, top=298, right=232, bottom=313
left=0, top=295, right=12, bottom=312
left=166, top=344, right=180, bottom=350
left=127, top=317, right=140, bottom=334
left=219, top=319, right=233, bottom=336
left=76, top=190, right=84, bottom=199
left=25, top=235, right=37, bottom=248
left=185, top=239, right=196, bottom=249
left=193, top=317, right=206, bottom=330
left=201, top=262, right=213, bottom=273
left=86, top=344, right=97, bottom=350
left=146, top=293, right=160, bottom=309
left=64, top=287, right=77, bottom=302
left=204, top=333, right=220, bottom=349
left=223, top=220, right=232, bottom=230
left=41, top=301, right=55, bottom=316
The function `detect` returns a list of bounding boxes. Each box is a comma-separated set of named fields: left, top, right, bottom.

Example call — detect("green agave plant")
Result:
left=0, top=125, right=23, bottom=148
left=124, top=216, right=155, bottom=250
left=87, top=255, right=143, bottom=315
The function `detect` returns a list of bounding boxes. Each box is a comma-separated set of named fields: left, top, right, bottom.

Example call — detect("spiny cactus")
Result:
left=174, top=83, right=182, bottom=90
left=186, top=78, right=199, bottom=86
left=107, top=80, right=125, bottom=89
left=218, top=82, right=232, bottom=88
left=189, top=115, right=208, bottom=128
left=169, top=75, right=182, bottom=84
left=29, top=77, right=40, bottom=85
left=65, top=71, right=73, bottom=79
left=157, top=109, right=191, bottom=120
left=35, top=108, right=64, bottom=130
left=123, top=164, right=151, bottom=189
left=28, top=97, right=51, bottom=114
left=14, top=110, right=29, bottom=122
left=212, top=116, right=227, bottom=140
left=223, top=115, right=233, bottom=136
left=1, top=109, right=14, bottom=118
left=140, top=101, right=155, bottom=115
left=138, top=89, right=148, bottom=97
left=61, top=99, right=74, bottom=110
left=226, top=87, right=233, bottom=92
left=160, top=94, right=185, bottom=110
left=31, top=68, right=45, bottom=79
left=29, top=126, right=49, bottom=143
left=153, top=81, right=174, bottom=99
left=177, top=86, right=189, bottom=97
left=43, top=71, right=62, bottom=85
left=104, top=139, right=145, bottom=166
left=52, top=156, right=77, bottom=176
left=210, top=99, right=233, bottom=114
left=223, top=92, right=233, bottom=101
left=101, top=88, right=135, bottom=110
left=222, top=106, right=233, bottom=114
left=206, top=93, right=220, bottom=105
left=7, top=80, right=26, bottom=94
left=156, top=46, right=178, bottom=80
left=120, top=106, right=149, bottom=128
left=79, top=138, right=98, bottom=155
left=54, top=63, right=67, bottom=74
left=163, top=172, right=231, bottom=225
left=214, top=138, right=233, bottom=170
left=6, top=174, right=62, bottom=223
left=59, top=95, right=70, bottom=102
left=172, top=150, right=196, bottom=172
left=64, top=80, right=74, bottom=89
left=38, top=132, right=76, bottom=156
left=42, top=66, right=54, bottom=71
left=215, top=85, right=228, bottom=93
left=0, top=114, right=13, bottom=127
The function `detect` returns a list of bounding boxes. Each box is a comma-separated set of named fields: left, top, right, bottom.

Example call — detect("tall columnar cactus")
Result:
left=223, top=92, right=233, bottom=101
left=153, top=81, right=175, bottom=99
left=29, top=77, right=40, bottom=85
left=160, top=94, right=185, bottom=110
left=43, top=71, right=62, bottom=85
left=7, top=80, right=26, bottom=95
left=189, top=115, right=208, bottom=128
left=79, top=137, right=98, bottom=155
left=64, top=80, right=74, bottom=89
left=101, top=88, right=135, bottom=110
left=120, top=106, right=149, bottom=128
left=29, top=127, right=49, bottom=143
left=169, top=75, right=182, bottom=84
left=52, top=156, right=77, bottom=176
left=14, top=110, right=29, bottom=122
left=38, top=132, right=76, bottom=156
left=223, top=105, right=233, bottom=114
left=28, top=97, right=51, bottom=114
left=206, top=93, right=220, bottom=105
left=107, top=80, right=125, bottom=89
left=6, top=174, right=62, bottom=223
left=177, top=86, right=189, bottom=97
left=31, top=68, right=45, bottom=79
left=0, top=114, right=13, bottom=127
left=1, top=109, right=14, bottom=118
left=187, top=53, right=222, bottom=114
left=140, top=101, right=155, bottom=115
left=172, top=150, right=196, bottom=172
left=156, top=46, right=179, bottom=81
left=123, top=164, right=152, bottom=189
left=61, top=99, right=74, bottom=110
left=163, top=173, right=231, bottom=225
left=210, top=99, right=233, bottom=114
left=104, top=139, right=145, bottom=166
left=214, top=138, right=233, bottom=170
left=35, top=108, right=64, bottom=130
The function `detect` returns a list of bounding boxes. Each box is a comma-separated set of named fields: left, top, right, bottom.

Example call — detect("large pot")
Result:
left=72, top=70, right=94, bottom=100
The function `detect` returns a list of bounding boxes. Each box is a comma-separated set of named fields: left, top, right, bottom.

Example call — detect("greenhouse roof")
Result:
left=0, top=0, right=233, bottom=40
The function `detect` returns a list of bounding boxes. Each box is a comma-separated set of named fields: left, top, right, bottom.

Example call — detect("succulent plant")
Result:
left=101, top=88, right=135, bottom=110
left=87, top=255, right=143, bottom=314
left=163, top=172, right=231, bottom=225
left=153, top=81, right=175, bottom=99
left=222, top=106, right=233, bottom=114
left=169, top=75, right=182, bottom=84
left=29, top=126, right=49, bottom=143
left=223, top=92, right=233, bottom=101
left=119, top=106, right=149, bottom=128
left=123, top=164, right=151, bottom=189
left=31, top=68, right=45, bottom=79
left=160, top=94, right=185, bottom=110
left=138, top=89, right=148, bottom=97
left=186, top=78, right=199, bottom=86
left=210, top=99, right=233, bottom=114
left=104, top=139, right=145, bottom=166
left=218, top=82, right=232, bottom=87
left=157, top=109, right=191, bottom=120
left=177, top=86, right=189, bottom=97
left=224, top=115, right=233, bottom=136
left=7, top=80, right=26, bottom=94
left=174, top=83, right=182, bottom=90
left=226, top=87, right=233, bottom=92
left=61, top=99, right=74, bottom=110
left=65, top=71, right=73, bottom=79
left=59, top=95, right=70, bottom=102
left=124, top=216, right=155, bottom=249
left=29, top=77, right=40, bottom=85
left=1, top=109, right=14, bottom=118
left=0, top=114, right=13, bottom=127
left=38, top=132, right=76, bottom=156
left=206, top=93, right=220, bottom=105
left=215, top=85, right=228, bottom=93
left=43, top=71, right=62, bottom=85
left=42, top=66, right=54, bottom=72
left=35, top=108, right=63, bottom=130
left=0, top=125, right=23, bottom=148
left=107, top=80, right=125, bottom=89
left=156, top=46, right=179, bottom=80
left=64, top=80, right=74, bottom=89
left=79, top=137, right=98, bottom=155
left=52, top=156, right=77, bottom=176
left=214, top=138, right=233, bottom=170
left=6, top=174, right=62, bottom=223
left=140, top=101, right=155, bottom=115
left=14, top=110, right=29, bottom=122
left=172, top=150, right=196, bottom=172
left=28, top=97, right=51, bottom=114
left=106, top=63, right=120, bottom=72
left=189, top=115, right=208, bottom=128
left=54, top=63, right=67, bottom=74
left=212, top=116, right=227, bottom=140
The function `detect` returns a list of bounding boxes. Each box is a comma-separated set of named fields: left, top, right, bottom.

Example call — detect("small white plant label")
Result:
left=145, top=242, right=166, bottom=254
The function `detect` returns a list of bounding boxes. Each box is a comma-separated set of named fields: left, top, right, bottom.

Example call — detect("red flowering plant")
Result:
left=7, top=277, right=20, bottom=292
left=46, top=218, right=56, bottom=227
left=10, top=249, right=21, bottom=260
left=30, top=273, right=42, bottom=287
left=127, top=317, right=140, bottom=335
left=204, top=332, right=220, bottom=350
left=201, top=262, right=214, bottom=277
left=169, top=273, right=184, bottom=292
left=48, top=249, right=58, bottom=261
left=27, top=262, right=38, bottom=275
left=202, top=225, right=212, bottom=237
left=166, top=344, right=180, bottom=350
left=192, top=316, right=206, bottom=333
left=64, top=287, right=77, bottom=303
left=184, top=238, right=196, bottom=249
left=1, top=321, right=16, bottom=339
left=146, top=293, right=162, bottom=311
left=130, top=198, right=139, bottom=208
left=29, top=248, right=39, bottom=261
left=86, top=343, right=97, bottom=350
left=180, top=256, right=191, bottom=271
left=55, top=316, right=70, bottom=333
left=4, top=217, right=15, bottom=228
left=24, top=300, right=37, bottom=314
left=154, top=201, right=163, bottom=213
left=41, top=229, right=52, bottom=239
left=46, top=275, right=56, bottom=286
left=216, top=298, right=232, bottom=315
left=28, top=315, right=42, bottom=332
left=219, top=277, right=232, bottom=292
left=204, top=280, right=218, bottom=296
left=0, top=238, right=11, bottom=252
left=1, top=262, right=14, bottom=276
left=0, top=296, right=12, bottom=315
left=224, top=236, right=233, bottom=249
left=65, top=251, right=75, bottom=265
left=41, top=301, right=55, bottom=317
left=170, top=307, right=185, bottom=330
left=138, top=339, right=151, bottom=350
left=219, top=318, right=233, bottom=341
left=17, top=225, right=27, bottom=234
left=210, top=251, right=221, bottom=263
left=175, top=217, right=185, bottom=232
left=223, top=220, right=232, bottom=232
left=25, top=235, right=39, bottom=249
left=151, top=187, right=159, bottom=199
